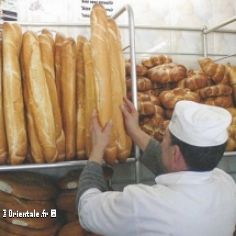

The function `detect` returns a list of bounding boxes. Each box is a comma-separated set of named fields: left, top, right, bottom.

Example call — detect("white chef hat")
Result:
left=168, top=101, right=232, bottom=147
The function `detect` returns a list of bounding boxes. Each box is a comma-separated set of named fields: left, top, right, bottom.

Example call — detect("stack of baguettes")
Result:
left=0, top=172, right=61, bottom=235
left=87, top=3, right=132, bottom=164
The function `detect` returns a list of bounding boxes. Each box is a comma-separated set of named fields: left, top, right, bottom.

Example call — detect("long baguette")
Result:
left=84, top=41, right=96, bottom=157
left=21, top=31, right=58, bottom=163
left=60, top=38, right=76, bottom=160
left=2, top=23, right=27, bottom=165
left=54, top=32, right=65, bottom=112
left=39, top=32, right=65, bottom=161
left=0, top=35, right=8, bottom=164
left=76, top=36, right=87, bottom=159
left=91, top=4, right=117, bottom=164
left=21, top=50, right=44, bottom=163
left=107, top=18, right=131, bottom=162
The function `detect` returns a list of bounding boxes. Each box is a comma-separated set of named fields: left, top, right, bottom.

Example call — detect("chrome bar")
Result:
left=113, top=5, right=140, bottom=183
left=204, top=15, right=236, bottom=34
left=202, top=26, right=208, bottom=57
left=213, top=53, right=236, bottom=62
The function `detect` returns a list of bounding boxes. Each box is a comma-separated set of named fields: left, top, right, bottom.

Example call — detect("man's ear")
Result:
left=171, top=145, right=188, bottom=171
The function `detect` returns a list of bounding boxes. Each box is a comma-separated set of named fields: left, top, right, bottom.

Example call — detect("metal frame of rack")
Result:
left=0, top=5, right=140, bottom=176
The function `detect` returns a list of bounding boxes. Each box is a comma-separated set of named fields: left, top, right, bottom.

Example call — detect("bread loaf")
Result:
left=151, top=55, right=172, bottom=66
left=125, top=62, right=147, bottom=76
left=159, top=88, right=200, bottom=109
left=226, top=65, right=236, bottom=105
left=227, top=107, right=236, bottom=117
left=21, top=44, right=44, bottom=163
left=178, top=71, right=209, bottom=91
left=21, top=31, right=58, bottom=163
left=2, top=23, right=27, bottom=165
left=107, top=17, right=131, bottom=162
left=56, top=190, right=76, bottom=212
left=58, top=221, right=87, bottom=236
left=147, top=63, right=187, bottom=84
left=0, top=219, right=61, bottom=236
left=54, top=33, right=65, bottom=111
left=60, top=38, right=77, bottom=160
left=84, top=41, right=96, bottom=157
left=203, top=95, right=233, bottom=108
left=39, top=32, right=66, bottom=162
left=226, top=137, right=236, bottom=151
left=198, top=84, right=232, bottom=98
left=57, top=169, right=80, bottom=190
left=138, top=101, right=156, bottom=116
left=126, top=77, right=152, bottom=91
left=0, top=34, right=8, bottom=164
left=0, top=172, right=57, bottom=200
left=76, top=36, right=87, bottom=160
left=199, top=58, right=226, bottom=83
left=91, top=4, right=117, bottom=164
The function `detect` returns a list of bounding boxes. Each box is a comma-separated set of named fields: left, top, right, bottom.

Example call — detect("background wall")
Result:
left=15, top=0, right=236, bottom=187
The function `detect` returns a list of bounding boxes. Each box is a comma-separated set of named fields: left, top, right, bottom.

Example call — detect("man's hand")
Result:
left=89, top=110, right=112, bottom=165
left=120, top=97, right=151, bottom=151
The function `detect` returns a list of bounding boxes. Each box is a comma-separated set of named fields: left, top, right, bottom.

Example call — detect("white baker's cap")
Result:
left=169, top=101, right=232, bottom=147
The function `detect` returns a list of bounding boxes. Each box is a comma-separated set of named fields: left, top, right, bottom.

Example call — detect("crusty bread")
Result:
left=142, top=55, right=172, bottom=68
left=126, top=77, right=153, bottom=91
left=91, top=4, right=117, bottom=164
left=60, top=38, right=77, bottom=160
left=125, top=62, right=147, bottom=76
left=198, top=84, right=232, bottom=98
left=21, top=44, right=44, bottom=163
left=58, top=221, right=87, bottom=236
left=147, top=63, right=187, bottom=84
left=57, top=169, right=81, bottom=190
left=107, top=17, right=131, bottom=162
left=21, top=31, right=58, bottom=163
left=56, top=190, right=76, bottom=212
left=226, top=65, right=236, bottom=106
left=84, top=41, right=96, bottom=157
left=0, top=172, right=57, bottom=200
left=76, top=36, right=87, bottom=160
left=159, top=88, right=200, bottom=109
left=0, top=34, right=8, bottom=164
left=2, top=23, right=27, bottom=165
left=199, top=58, right=226, bottom=84
left=54, top=33, right=65, bottom=112
left=39, top=32, right=66, bottom=162
left=203, top=95, right=233, bottom=108
left=138, top=101, right=156, bottom=116
left=0, top=219, right=61, bottom=236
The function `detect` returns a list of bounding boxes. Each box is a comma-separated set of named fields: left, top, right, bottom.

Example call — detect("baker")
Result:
left=76, top=99, right=236, bottom=236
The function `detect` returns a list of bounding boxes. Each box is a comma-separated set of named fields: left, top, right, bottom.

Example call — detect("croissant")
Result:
left=198, top=84, right=232, bottom=98
left=199, top=58, right=227, bottom=84
left=126, top=77, right=152, bottom=91
left=226, top=137, right=236, bottom=151
left=178, top=71, right=209, bottom=91
left=154, top=105, right=164, bottom=117
left=226, top=65, right=236, bottom=105
left=148, top=63, right=187, bottom=84
left=227, top=107, right=236, bottom=117
left=154, top=120, right=170, bottom=142
left=204, top=95, right=233, bottom=108
left=159, top=88, right=200, bottom=109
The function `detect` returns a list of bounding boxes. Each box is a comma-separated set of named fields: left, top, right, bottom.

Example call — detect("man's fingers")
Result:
left=120, top=103, right=131, bottom=118
left=123, top=97, right=136, bottom=113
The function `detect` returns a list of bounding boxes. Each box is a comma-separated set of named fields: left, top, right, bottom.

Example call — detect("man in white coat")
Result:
left=76, top=99, right=236, bottom=236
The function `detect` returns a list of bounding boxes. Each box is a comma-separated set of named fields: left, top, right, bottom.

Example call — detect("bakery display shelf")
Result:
left=0, top=158, right=136, bottom=172
left=0, top=5, right=140, bottom=176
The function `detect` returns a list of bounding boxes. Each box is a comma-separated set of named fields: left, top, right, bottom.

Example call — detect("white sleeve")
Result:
left=78, top=187, right=138, bottom=236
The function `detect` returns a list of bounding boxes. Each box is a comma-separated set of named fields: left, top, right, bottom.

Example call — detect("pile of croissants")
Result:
left=126, top=55, right=236, bottom=151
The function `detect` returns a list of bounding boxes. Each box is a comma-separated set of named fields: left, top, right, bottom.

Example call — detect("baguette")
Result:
left=39, top=32, right=65, bottom=161
left=108, top=18, right=131, bottom=162
left=21, top=31, right=58, bottom=163
left=84, top=41, right=96, bottom=157
left=0, top=34, right=8, bottom=164
left=91, top=4, right=117, bottom=164
left=76, top=36, right=87, bottom=159
left=2, top=23, right=27, bottom=165
left=54, top=33, right=65, bottom=111
left=60, top=38, right=77, bottom=160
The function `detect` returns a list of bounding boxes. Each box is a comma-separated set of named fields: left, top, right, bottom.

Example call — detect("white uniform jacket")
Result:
left=78, top=168, right=236, bottom=236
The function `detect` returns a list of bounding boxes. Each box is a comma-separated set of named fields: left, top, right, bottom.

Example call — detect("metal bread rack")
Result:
left=0, top=5, right=140, bottom=178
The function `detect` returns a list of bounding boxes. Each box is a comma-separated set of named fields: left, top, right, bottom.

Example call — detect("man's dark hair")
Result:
left=169, top=131, right=227, bottom=171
